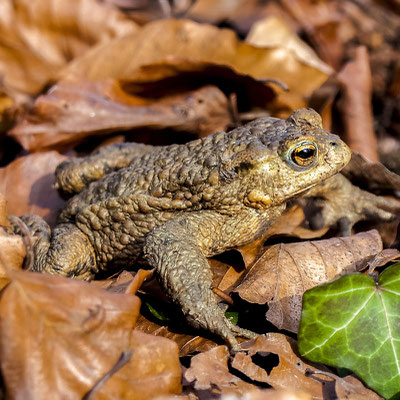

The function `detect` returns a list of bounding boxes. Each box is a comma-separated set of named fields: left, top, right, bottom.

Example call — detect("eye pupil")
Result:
left=297, top=148, right=315, bottom=159
left=290, top=144, right=317, bottom=167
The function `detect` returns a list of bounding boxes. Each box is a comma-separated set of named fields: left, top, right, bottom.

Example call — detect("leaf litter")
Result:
left=1, top=0, right=400, bottom=398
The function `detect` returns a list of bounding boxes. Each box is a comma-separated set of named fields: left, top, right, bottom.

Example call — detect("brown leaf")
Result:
left=366, top=248, right=400, bottom=274
left=232, top=334, right=381, bottom=399
left=234, top=230, right=382, bottom=332
left=239, top=205, right=329, bottom=267
left=10, top=81, right=232, bottom=151
left=0, top=270, right=182, bottom=399
left=0, top=229, right=25, bottom=277
left=0, top=152, right=66, bottom=226
left=61, top=19, right=331, bottom=110
left=136, top=313, right=219, bottom=357
left=218, top=206, right=328, bottom=292
left=0, top=192, right=9, bottom=228
left=0, top=196, right=25, bottom=290
left=0, top=0, right=138, bottom=96
left=246, top=16, right=332, bottom=76
left=279, top=0, right=346, bottom=69
left=337, top=46, right=379, bottom=162
left=94, top=268, right=220, bottom=356
left=184, top=345, right=273, bottom=397
left=343, top=152, right=400, bottom=193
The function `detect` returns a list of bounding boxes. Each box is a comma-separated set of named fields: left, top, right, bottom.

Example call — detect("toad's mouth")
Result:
left=280, top=179, right=323, bottom=202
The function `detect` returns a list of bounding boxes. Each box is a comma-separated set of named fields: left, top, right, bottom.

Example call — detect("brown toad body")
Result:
left=22, top=109, right=351, bottom=350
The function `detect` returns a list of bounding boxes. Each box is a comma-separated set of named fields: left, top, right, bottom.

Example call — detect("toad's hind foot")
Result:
left=13, top=215, right=97, bottom=280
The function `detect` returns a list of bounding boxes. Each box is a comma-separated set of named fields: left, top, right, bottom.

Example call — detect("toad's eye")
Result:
left=290, top=143, right=317, bottom=167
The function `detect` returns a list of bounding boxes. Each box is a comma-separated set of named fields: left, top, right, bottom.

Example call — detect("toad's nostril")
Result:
left=330, top=141, right=338, bottom=147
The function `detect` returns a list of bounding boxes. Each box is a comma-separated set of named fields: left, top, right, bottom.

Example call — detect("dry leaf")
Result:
left=135, top=314, right=218, bottom=357
left=10, top=81, right=231, bottom=151
left=343, top=152, right=400, bottom=193
left=184, top=345, right=271, bottom=397
left=133, top=261, right=231, bottom=357
left=0, top=0, right=138, bottom=96
left=61, top=18, right=331, bottom=110
left=0, top=152, right=66, bottom=226
left=232, top=334, right=381, bottom=399
left=279, top=0, right=346, bottom=69
left=337, top=46, right=379, bottom=162
left=246, top=16, right=332, bottom=76
left=0, top=270, right=181, bottom=399
left=234, top=230, right=382, bottom=332
left=0, top=194, right=25, bottom=290
left=218, top=206, right=328, bottom=293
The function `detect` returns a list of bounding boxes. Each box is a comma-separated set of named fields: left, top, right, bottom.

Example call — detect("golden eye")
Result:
left=290, top=143, right=317, bottom=167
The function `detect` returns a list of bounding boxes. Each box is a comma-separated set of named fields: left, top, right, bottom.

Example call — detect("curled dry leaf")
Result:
left=0, top=193, right=25, bottom=290
left=234, top=230, right=383, bottom=332
left=10, top=81, right=232, bottom=151
left=93, top=269, right=220, bottom=356
left=135, top=314, right=218, bottom=358
left=232, top=334, right=381, bottom=400
left=343, top=152, right=400, bottom=193
left=0, top=0, right=138, bottom=96
left=0, top=151, right=66, bottom=226
left=184, top=345, right=271, bottom=398
left=337, top=46, right=379, bottom=162
left=0, top=270, right=182, bottom=399
left=366, top=248, right=400, bottom=274
left=128, top=261, right=231, bottom=357
left=246, top=17, right=332, bottom=76
left=279, top=0, right=346, bottom=69
left=218, top=206, right=328, bottom=293
left=61, top=18, right=331, bottom=110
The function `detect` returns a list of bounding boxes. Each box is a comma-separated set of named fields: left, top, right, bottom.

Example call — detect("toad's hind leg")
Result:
left=55, top=142, right=156, bottom=194
left=15, top=215, right=97, bottom=280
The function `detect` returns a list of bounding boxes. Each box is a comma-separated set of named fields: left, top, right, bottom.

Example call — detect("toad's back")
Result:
left=21, top=108, right=352, bottom=351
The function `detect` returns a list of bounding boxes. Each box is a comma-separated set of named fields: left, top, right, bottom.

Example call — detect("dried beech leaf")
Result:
left=135, top=314, right=218, bottom=357
left=0, top=193, right=24, bottom=286
left=366, top=248, right=400, bottom=273
left=343, top=152, right=400, bottom=193
left=235, top=230, right=383, bottom=332
left=0, top=192, right=9, bottom=228
left=246, top=17, right=332, bottom=75
left=238, top=205, right=329, bottom=267
left=188, top=0, right=263, bottom=25
left=10, top=81, right=231, bottom=151
left=0, top=230, right=25, bottom=276
left=279, top=0, right=345, bottom=69
left=61, top=19, right=331, bottom=105
left=95, top=269, right=220, bottom=356
left=0, top=0, right=138, bottom=96
left=219, top=206, right=328, bottom=292
left=232, top=334, right=380, bottom=399
left=0, top=270, right=181, bottom=399
left=0, top=152, right=66, bottom=226
left=184, top=345, right=271, bottom=397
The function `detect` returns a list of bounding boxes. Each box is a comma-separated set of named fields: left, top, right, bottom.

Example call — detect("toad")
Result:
left=16, top=109, right=397, bottom=350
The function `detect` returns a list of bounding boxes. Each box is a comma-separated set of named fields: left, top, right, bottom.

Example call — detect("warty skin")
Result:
left=18, top=109, right=352, bottom=350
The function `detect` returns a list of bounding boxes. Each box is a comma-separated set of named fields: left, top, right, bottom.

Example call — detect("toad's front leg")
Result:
left=143, top=212, right=258, bottom=351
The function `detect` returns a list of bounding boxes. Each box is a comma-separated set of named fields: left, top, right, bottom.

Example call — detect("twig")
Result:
left=82, top=350, right=133, bottom=400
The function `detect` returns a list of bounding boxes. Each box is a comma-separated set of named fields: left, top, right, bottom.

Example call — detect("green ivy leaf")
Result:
left=225, top=311, right=238, bottom=325
left=144, top=300, right=171, bottom=322
left=298, top=263, right=400, bottom=399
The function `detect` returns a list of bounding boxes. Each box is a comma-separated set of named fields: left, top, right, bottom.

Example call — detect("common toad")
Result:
left=18, top=108, right=391, bottom=350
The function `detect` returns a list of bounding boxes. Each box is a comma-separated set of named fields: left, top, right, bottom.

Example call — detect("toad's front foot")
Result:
left=144, top=216, right=258, bottom=351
